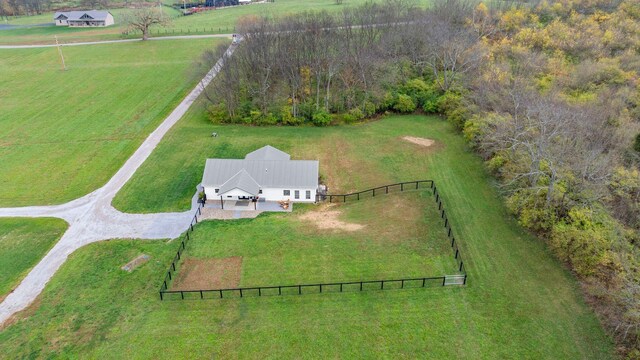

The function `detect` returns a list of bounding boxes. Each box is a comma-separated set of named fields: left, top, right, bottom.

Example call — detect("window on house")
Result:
left=294, top=190, right=300, bottom=199
left=283, top=190, right=290, bottom=196
left=259, top=189, right=263, bottom=194
left=306, top=190, right=311, bottom=199
left=214, top=189, right=219, bottom=193
left=227, top=196, right=232, bottom=198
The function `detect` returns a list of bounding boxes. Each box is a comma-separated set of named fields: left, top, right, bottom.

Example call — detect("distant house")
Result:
left=54, top=10, right=114, bottom=27
left=202, top=146, right=319, bottom=204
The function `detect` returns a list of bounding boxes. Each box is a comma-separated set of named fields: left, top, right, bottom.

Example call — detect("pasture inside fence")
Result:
left=159, top=180, right=469, bottom=301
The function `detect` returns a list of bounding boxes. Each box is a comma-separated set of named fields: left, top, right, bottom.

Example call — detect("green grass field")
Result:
left=0, top=0, right=430, bottom=45
left=168, top=191, right=457, bottom=291
left=0, top=115, right=614, bottom=358
left=0, top=218, right=67, bottom=301
left=0, top=38, right=224, bottom=207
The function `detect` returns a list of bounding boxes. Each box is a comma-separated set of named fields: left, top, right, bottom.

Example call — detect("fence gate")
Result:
left=443, top=275, right=466, bottom=286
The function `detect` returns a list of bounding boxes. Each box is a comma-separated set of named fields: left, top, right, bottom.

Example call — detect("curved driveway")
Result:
left=0, top=42, right=238, bottom=325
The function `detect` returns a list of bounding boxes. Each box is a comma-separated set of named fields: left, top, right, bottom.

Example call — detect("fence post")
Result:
left=357, top=193, right=360, bottom=200
left=442, top=277, right=446, bottom=286
left=319, top=284, right=322, bottom=293
left=340, top=283, right=343, bottom=292
left=343, top=195, right=346, bottom=202
left=298, top=285, right=301, bottom=295
left=219, top=289, right=223, bottom=298
left=160, top=291, right=163, bottom=300
left=448, top=228, right=452, bottom=237
left=451, top=237, right=455, bottom=247
left=279, top=286, right=282, bottom=295
left=373, top=189, right=376, bottom=197
left=381, top=281, right=384, bottom=290
left=436, top=194, right=439, bottom=203
left=168, top=271, right=172, bottom=280
left=386, top=186, right=389, bottom=194
left=444, top=218, right=448, bottom=228
left=463, top=274, right=467, bottom=285
left=187, top=232, right=190, bottom=241
left=401, top=279, right=404, bottom=289
left=438, top=201, right=442, bottom=210
left=360, top=282, right=363, bottom=291
left=422, top=278, right=426, bottom=287
left=181, top=291, right=184, bottom=299
left=416, top=182, right=419, bottom=189
left=455, top=249, right=459, bottom=259
left=441, top=209, right=445, bottom=218
left=172, top=262, right=176, bottom=271
left=400, top=183, right=403, bottom=191
left=200, top=290, right=203, bottom=299
left=239, top=289, right=243, bottom=298
left=459, top=262, right=464, bottom=272
left=258, top=288, right=262, bottom=296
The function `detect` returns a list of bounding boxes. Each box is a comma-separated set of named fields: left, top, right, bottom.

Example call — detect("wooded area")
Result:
left=201, top=0, right=640, bottom=355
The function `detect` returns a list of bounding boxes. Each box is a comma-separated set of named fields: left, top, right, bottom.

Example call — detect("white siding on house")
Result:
left=204, top=186, right=317, bottom=203
left=261, top=187, right=316, bottom=203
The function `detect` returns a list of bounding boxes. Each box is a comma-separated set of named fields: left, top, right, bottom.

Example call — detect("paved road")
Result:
left=0, top=42, right=238, bottom=326
left=0, top=33, right=233, bottom=49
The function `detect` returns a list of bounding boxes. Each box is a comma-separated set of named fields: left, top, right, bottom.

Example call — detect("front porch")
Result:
left=204, top=199, right=292, bottom=212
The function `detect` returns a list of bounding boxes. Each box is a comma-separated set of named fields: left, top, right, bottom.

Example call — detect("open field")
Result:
left=170, top=192, right=457, bottom=291
left=0, top=0, right=431, bottom=45
left=0, top=115, right=614, bottom=358
left=0, top=38, right=224, bottom=207
left=0, top=218, right=67, bottom=301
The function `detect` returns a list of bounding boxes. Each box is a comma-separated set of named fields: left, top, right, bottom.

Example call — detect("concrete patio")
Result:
left=204, top=199, right=293, bottom=212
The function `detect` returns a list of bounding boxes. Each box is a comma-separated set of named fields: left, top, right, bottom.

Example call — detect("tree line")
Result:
left=201, top=0, right=640, bottom=355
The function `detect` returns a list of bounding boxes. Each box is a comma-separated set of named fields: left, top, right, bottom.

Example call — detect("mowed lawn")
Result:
left=0, top=218, right=67, bottom=301
left=0, top=39, right=224, bottom=206
left=0, top=115, right=614, bottom=358
left=170, top=191, right=457, bottom=292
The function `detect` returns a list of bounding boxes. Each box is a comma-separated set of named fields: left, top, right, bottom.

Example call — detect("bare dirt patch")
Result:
left=402, top=136, right=435, bottom=148
left=299, top=205, right=365, bottom=232
left=171, top=257, right=242, bottom=290
left=121, top=254, right=150, bottom=272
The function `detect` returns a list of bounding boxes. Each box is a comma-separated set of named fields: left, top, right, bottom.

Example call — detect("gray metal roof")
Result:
left=245, top=145, right=291, bottom=161
left=202, top=159, right=319, bottom=189
left=218, top=169, right=260, bottom=196
left=54, top=10, right=111, bottom=21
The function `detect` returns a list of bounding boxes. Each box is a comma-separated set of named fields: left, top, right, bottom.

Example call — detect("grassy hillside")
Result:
left=0, top=218, right=67, bottom=301
left=0, top=115, right=614, bottom=358
left=0, top=39, right=224, bottom=207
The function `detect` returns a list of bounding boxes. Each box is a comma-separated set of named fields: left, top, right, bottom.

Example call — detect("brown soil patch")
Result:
left=171, top=257, right=242, bottom=290
left=121, top=254, right=150, bottom=272
left=0, top=296, right=42, bottom=331
left=402, top=136, right=435, bottom=148
left=299, top=205, right=365, bottom=232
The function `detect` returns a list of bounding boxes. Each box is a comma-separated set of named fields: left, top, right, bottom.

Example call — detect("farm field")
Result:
left=0, top=218, right=67, bottom=301
left=0, top=0, right=431, bottom=45
left=0, top=115, right=614, bottom=358
left=0, top=38, right=224, bottom=207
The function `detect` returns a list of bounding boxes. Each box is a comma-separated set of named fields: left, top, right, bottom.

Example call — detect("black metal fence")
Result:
left=160, top=275, right=466, bottom=300
left=159, top=180, right=469, bottom=301
left=316, top=180, right=433, bottom=203
left=159, top=202, right=203, bottom=293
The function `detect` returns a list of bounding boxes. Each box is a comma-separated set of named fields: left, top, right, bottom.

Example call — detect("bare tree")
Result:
left=123, top=7, right=169, bottom=41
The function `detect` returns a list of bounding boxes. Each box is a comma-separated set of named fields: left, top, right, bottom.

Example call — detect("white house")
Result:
left=202, top=146, right=319, bottom=204
left=54, top=10, right=114, bottom=27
